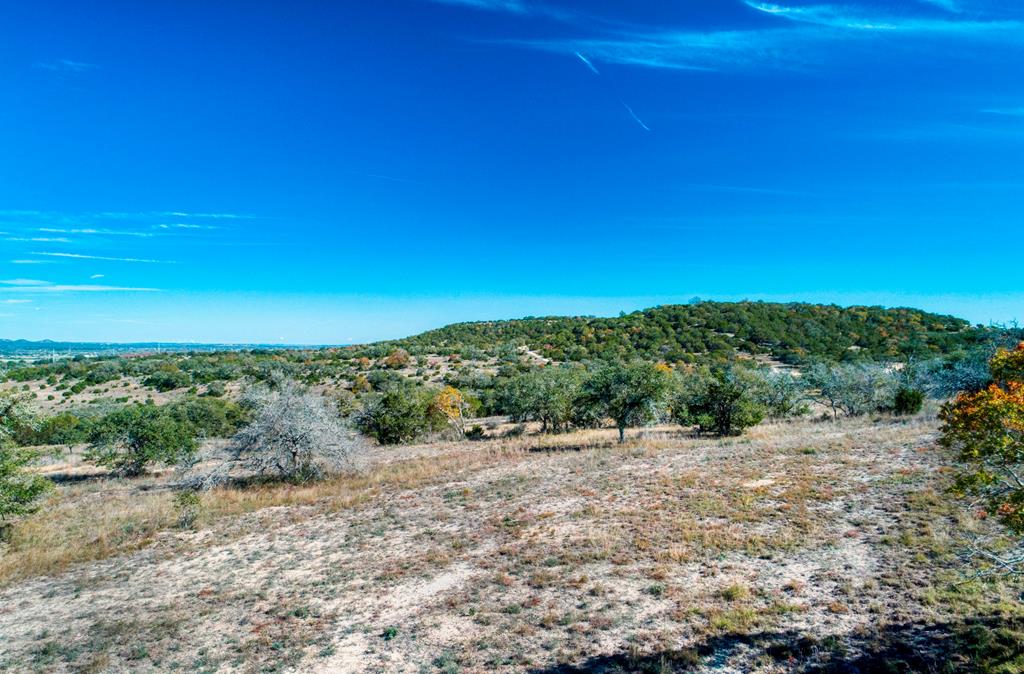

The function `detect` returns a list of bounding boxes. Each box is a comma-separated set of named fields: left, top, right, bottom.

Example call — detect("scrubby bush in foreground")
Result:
left=143, top=364, right=191, bottom=392
left=894, top=387, right=925, bottom=416
left=0, top=445, right=52, bottom=520
left=496, top=367, right=584, bottom=433
left=747, top=369, right=808, bottom=419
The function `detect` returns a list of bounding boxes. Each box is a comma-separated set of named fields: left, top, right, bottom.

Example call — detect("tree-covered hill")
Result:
left=387, top=301, right=987, bottom=364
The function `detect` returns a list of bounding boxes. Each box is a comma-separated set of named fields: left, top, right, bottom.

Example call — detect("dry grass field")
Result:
left=1, top=414, right=1023, bottom=673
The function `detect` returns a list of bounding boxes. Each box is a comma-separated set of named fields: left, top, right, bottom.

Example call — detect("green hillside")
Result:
left=389, top=301, right=985, bottom=364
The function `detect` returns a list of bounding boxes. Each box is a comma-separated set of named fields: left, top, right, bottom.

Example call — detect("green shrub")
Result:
left=0, top=446, right=52, bottom=520
left=496, top=367, right=584, bottom=433
left=747, top=369, right=808, bottom=419
left=893, top=387, right=924, bottom=416
left=173, top=490, right=202, bottom=529
left=143, top=365, right=191, bottom=392
left=1, top=391, right=52, bottom=519
left=202, top=381, right=226, bottom=397
left=355, top=384, right=444, bottom=445
left=85, top=404, right=198, bottom=476
left=678, top=368, right=765, bottom=437
left=28, top=413, right=89, bottom=446
left=166, top=397, right=247, bottom=438
left=803, top=362, right=899, bottom=419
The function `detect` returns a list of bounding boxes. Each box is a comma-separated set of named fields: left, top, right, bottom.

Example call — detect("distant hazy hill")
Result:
left=0, top=339, right=306, bottom=357
left=390, top=301, right=986, bottom=363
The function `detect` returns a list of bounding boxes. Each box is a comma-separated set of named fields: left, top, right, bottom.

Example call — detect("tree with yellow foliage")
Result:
left=430, top=386, right=469, bottom=436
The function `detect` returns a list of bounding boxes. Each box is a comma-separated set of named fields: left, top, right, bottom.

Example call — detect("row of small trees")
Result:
left=491, top=359, right=931, bottom=443
left=496, top=362, right=772, bottom=442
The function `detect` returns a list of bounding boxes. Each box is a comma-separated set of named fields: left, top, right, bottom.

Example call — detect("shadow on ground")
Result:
left=530, top=616, right=1024, bottom=673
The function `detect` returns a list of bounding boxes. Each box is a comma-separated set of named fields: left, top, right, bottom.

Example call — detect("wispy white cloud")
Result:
left=0, top=284, right=159, bottom=293
left=429, top=0, right=529, bottom=12
left=38, top=227, right=155, bottom=238
left=515, top=30, right=791, bottom=71
left=0, top=209, right=253, bottom=222
left=745, top=1, right=1022, bottom=34
left=35, top=59, right=99, bottom=73
left=510, top=2, right=1023, bottom=72
left=90, top=274, right=105, bottom=279
left=0, top=299, right=33, bottom=304
left=9, top=259, right=49, bottom=265
left=156, top=223, right=221, bottom=230
left=6, top=236, right=72, bottom=243
left=31, top=252, right=171, bottom=263
left=0, top=279, right=158, bottom=293
left=160, top=211, right=253, bottom=220
left=982, top=107, right=1024, bottom=116
left=1, top=279, right=51, bottom=286
left=424, top=0, right=583, bottom=23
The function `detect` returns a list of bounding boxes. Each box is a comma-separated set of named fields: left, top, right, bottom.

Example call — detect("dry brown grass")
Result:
left=2, top=415, right=1023, bottom=673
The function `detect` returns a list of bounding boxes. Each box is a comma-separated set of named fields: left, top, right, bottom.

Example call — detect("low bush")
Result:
left=803, top=362, right=898, bottom=419
left=893, top=387, right=924, bottom=415
left=143, top=365, right=191, bottom=392
left=1, top=391, right=51, bottom=520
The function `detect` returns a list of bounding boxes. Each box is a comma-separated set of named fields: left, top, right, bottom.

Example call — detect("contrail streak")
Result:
left=574, top=51, right=600, bottom=75
left=622, top=102, right=651, bottom=131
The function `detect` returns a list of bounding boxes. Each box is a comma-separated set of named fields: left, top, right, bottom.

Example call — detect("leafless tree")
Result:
left=185, top=377, right=364, bottom=488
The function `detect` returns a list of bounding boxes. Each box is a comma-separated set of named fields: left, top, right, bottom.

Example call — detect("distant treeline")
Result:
left=383, top=301, right=992, bottom=364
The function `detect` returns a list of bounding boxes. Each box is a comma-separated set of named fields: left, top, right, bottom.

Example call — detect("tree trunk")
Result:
left=618, top=425, right=625, bottom=444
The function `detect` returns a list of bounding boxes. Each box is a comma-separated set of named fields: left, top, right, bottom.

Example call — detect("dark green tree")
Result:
left=580, top=362, right=670, bottom=443
left=85, top=404, right=198, bottom=476
left=681, top=368, right=765, bottom=437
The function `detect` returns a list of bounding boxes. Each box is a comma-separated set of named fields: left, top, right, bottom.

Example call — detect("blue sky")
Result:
left=1, top=0, right=1022, bottom=344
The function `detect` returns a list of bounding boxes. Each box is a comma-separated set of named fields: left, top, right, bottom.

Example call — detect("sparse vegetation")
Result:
left=1, top=306, right=1022, bottom=672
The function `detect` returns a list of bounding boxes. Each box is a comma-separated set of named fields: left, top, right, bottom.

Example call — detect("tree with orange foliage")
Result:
left=383, top=348, right=411, bottom=369
left=940, top=342, right=1024, bottom=572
